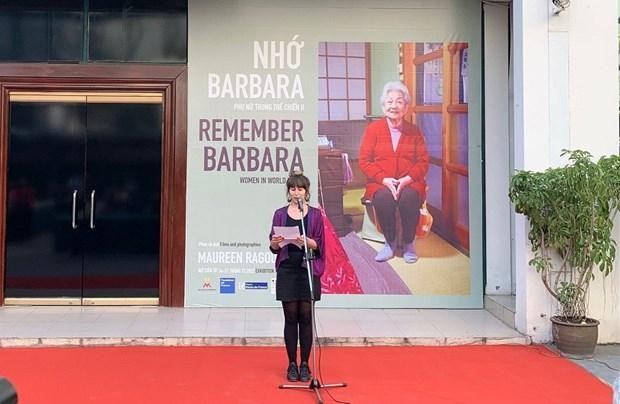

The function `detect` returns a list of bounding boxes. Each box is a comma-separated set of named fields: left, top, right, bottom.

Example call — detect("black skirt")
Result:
left=276, top=264, right=322, bottom=302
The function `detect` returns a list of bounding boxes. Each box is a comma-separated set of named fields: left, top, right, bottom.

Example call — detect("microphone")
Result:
left=296, top=197, right=304, bottom=211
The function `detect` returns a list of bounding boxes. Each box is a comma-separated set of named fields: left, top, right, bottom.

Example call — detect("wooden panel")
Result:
left=318, top=149, right=351, bottom=236
left=412, top=49, right=442, bottom=65
left=402, top=43, right=416, bottom=124
left=0, top=85, right=9, bottom=304
left=10, top=92, right=163, bottom=103
left=446, top=162, right=469, bottom=176
left=442, top=44, right=453, bottom=229
left=169, top=69, right=188, bottom=307
left=412, top=105, right=442, bottom=113
left=82, top=298, right=160, bottom=306
left=0, top=63, right=187, bottom=307
left=447, top=104, right=468, bottom=113
left=10, top=94, right=86, bottom=102
left=4, top=298, right=81, bottom=306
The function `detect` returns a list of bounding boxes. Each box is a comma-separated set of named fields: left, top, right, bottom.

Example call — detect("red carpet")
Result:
left=0, top=345, right=611, bottom=403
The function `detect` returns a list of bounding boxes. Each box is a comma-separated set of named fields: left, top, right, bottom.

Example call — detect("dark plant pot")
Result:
left=551, top=316, right=599, bottom=358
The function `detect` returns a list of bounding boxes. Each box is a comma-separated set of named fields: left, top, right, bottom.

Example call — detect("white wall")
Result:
left=568, top=0, right=620, bottom=343
left=511, top=0, right=620, bottom=342
left=483, top=2, right=512, bottom=296
left=512, top=0, right=556, bottom=342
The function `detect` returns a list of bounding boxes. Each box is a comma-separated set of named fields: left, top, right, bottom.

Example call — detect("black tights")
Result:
left=282, top=300, right=313, bottom=364
left=373, top=187, right=422, bottom=245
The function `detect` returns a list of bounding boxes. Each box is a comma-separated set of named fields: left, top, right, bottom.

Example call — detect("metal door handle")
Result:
left=90, top=190, right=96, bottom=229
left=72, top=190, right=78, bottom=229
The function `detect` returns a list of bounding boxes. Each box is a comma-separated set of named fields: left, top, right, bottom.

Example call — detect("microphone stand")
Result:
left=279, top=200, right=347, bottom=404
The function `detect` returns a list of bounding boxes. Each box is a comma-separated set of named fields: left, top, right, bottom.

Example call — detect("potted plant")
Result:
left=508, top=150, right=620, bottom=357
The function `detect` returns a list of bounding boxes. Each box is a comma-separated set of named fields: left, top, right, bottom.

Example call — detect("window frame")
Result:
left=318, top=42, right=370, bottom=121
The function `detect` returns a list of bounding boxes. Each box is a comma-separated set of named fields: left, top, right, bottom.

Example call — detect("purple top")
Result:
left=269, top=205, right=325, bottom=277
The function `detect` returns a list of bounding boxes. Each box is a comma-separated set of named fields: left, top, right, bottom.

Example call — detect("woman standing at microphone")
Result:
left=269, top=170, right=325, bottom=382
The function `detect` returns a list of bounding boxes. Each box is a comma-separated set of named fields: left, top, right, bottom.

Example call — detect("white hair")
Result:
left=380, top=81, right=411, bottom=105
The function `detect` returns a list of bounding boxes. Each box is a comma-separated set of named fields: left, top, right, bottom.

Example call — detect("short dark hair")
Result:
left=286, top=170, right=310, bottom=201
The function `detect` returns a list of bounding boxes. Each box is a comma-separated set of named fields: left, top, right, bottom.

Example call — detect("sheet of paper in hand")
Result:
left=273, top=225, right=302, bottom=248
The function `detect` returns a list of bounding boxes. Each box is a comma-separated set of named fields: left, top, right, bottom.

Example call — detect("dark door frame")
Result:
left=0, top=64, right=187, bottom=306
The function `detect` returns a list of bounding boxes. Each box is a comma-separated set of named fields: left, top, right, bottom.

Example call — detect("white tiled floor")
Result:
left=0, top=306, right=528, bottom=347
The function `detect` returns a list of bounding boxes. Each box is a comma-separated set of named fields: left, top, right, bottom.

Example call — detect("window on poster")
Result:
left=318, top=42, right=369, bottom=120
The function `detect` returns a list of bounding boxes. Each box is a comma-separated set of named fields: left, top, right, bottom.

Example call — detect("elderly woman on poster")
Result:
left=359, top=81, right=429, bottom=263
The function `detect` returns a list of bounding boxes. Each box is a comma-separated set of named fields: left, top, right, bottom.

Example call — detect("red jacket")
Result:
left=359, top=117, right=429, bottom=201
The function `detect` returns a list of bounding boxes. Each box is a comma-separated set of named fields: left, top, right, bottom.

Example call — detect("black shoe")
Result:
left=286, top=362, right=299, bottom=382
left=299, top=361, right=311, bottom=382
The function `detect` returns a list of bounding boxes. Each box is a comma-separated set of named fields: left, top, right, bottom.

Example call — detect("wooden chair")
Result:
left=359, top=195, right=432, bottom=247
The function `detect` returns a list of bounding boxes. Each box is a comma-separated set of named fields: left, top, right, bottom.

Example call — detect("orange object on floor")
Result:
left=0, top=345, right=611, bottom=403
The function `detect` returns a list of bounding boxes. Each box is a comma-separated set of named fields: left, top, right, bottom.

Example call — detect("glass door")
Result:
left=82, top=100, right=162, bottom=302
left=4, top=93, right=162, bottom=305
left=5, top=98, right=86, bottom=303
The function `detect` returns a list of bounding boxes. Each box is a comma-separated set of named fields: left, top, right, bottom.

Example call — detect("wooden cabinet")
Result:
left=318, top=149, right=351, bottom=236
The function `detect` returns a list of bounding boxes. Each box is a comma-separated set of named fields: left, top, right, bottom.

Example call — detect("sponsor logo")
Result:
left=199, top=277, right=216, bottom=291
left=220, top=277, right=235, bottom=294
left=243, top=281, right=269, bottom=290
